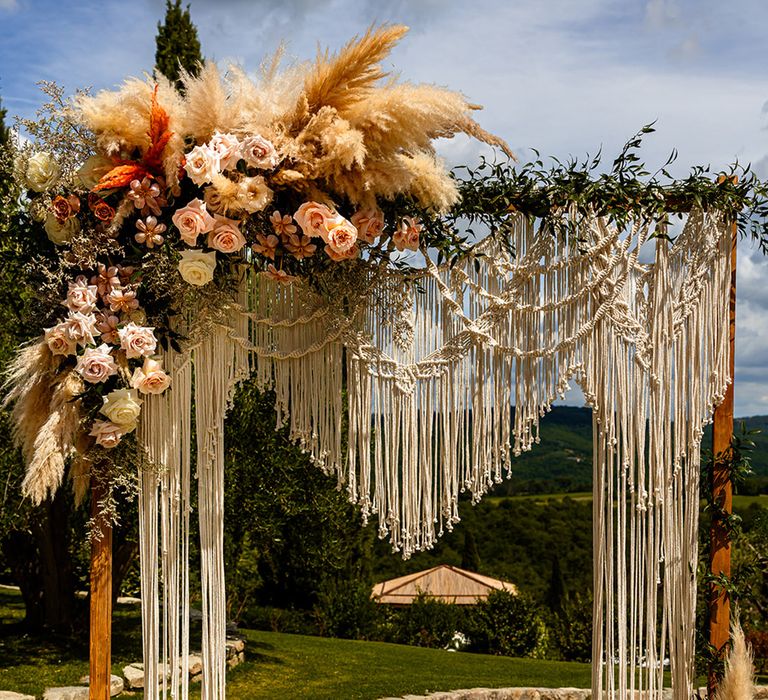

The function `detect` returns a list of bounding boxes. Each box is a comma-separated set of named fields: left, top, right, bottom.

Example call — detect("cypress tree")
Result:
left=0, top=97, right=10, bottom=147
left=545, top=554, right=567, bottom=612
left=155, top=0, right=204, bottom=91
left=461, top=528, right=481, bottom=572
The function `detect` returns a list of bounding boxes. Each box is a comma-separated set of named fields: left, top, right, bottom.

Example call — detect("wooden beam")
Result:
left=89, top=479, right=113, bottom=700
left=708, top=220, right=737, bottom=694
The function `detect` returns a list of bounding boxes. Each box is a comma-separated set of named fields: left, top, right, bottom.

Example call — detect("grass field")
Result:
left=486, top=492, right=768, bottom=510
left=0, top=590, right=592, bottom=699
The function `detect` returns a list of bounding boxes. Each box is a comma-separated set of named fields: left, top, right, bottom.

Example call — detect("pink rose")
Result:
left=208, top=131, right=241, bottom=171
left=172, top=198, right=215, bottom=246
left=64, top=275, right=98, bottom=314
left=240, top=135, right=279, bottom=170
left=89, top=419, right=128, bottom=449
left=184, top=144, right=220, bottom=186
left=294, top=202, right=336, bottom=241
left=325, top=243, right=360, bottom=262
left=207, top=215, right=246, bottom=253
left=76, top=343, right=118, bottom=384
left=351, top=209, right=385, bottom=244
left=130, top=357, right=172, bottom=395
left=325, top=215, right=358, bottom=254
left=64, top=312, right=100, bottom=347
left=44, top=323, right=77, bottom=356
left=392, top=216, right=422, bottom=252
left=118, top=322, right=157, bottom=359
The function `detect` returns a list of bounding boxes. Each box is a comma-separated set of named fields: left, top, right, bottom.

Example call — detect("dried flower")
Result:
left=127, top=177, right=166, bottom=216
left=285, top=234, right=317, bottom=260
left=51, top=195, right=80, bottom=222
left=252, top=233, right=280, bottom=260
left=95, top=312, right=120, bottom=344
left=270, top=211, right=297, bottom=239
left=91, top=264, right=121, bottom=298
left=107, top=287, right=139, bottom=314
left=264, top=264, right=296, bottom=284
left=135, top=216, right=167, bottom=248
left=92, top=199, right=115, bottom=223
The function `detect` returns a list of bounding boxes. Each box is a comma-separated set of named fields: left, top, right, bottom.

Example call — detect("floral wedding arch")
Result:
left=3, top=25, right=751, bottom=700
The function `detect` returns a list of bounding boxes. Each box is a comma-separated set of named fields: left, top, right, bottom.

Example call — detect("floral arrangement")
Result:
left=3, top=25, right=511, bottom=502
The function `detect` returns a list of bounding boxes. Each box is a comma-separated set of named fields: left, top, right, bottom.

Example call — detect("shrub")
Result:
left=468, top=590, right=546, bottom=658
left=746, top=628, right=768, bottom=674
left=239, top=605, right=316, bottom=635
left=390, top=593, right=467, bottom=648
left=550, top=593, right=593, bottom=662
left=313, top=579, right=381, bottom=640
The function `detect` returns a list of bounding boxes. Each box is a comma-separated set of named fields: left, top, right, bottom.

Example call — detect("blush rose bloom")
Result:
left=351, top=208, right=385, bottom=244
left=100, top=388, right=142, bottom=427
left=294, top=202, right=336, bottom=240
left=325, top=214, right=358, bottom=254
left=208, top=131, right=242, bottom=171
left=24, top=151, right=61, bottom=192
left=392, top=216, right=422, bottom=252
left=178, top=249, right=217, bottom=286
left=208, top=215, right=246, bottom=253
left=184, top=144, right=220, bottom=186
left=240, top=135, right=279, bottom=170
left=130, top=358, right=172, bottom=395
left=44, top=323, right=77, bottom=356
left=118, top=323, right=158, bottom=359
left=64, top=276, right=98, bottom=314
left=44, top=212, right=81, bottom=245
left=172, top=198, right=215, bottom=246
left=76, top=343, right=118, bottom=384
left=64, top=312, right=100, bottom=347
left=89, top=419, right=129, bottom=449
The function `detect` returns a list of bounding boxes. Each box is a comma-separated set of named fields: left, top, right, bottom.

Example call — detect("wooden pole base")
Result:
left=89, top=480, right=113, bottom=700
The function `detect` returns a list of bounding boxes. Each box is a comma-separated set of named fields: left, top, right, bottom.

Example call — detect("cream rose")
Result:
left=25, top=151, right=61, bottom=192
left=240, top=135, right=279, bottom=170
left=172, top=198, right=215, bottom=246
left=294, top=202, right=336, bottom=240
left=351, top=208, right=385, bottom=244
left=118, top=322, right=157, bottom=359
left=75, top=155, right=113, bottom=190
left=325, top=214, right=358, bottom=254
left=44, top=323, right=77, bottom=356
left=44, top=212, right=80, bottom=245
left=130, top=358, right=172, bottom=395
left=236, top=176, right=273, bottom=213
left=64, top=276, right=98, bottom=314
left=64, top=312, right=100, bottom=347
left=183, top=144, right=220, bottom=186
left=89, top=419, right=129, bottom=449
left=178, top=249, right=217, bottom=286
left=209, top=131, right=241, bottom=171
left=208, top=215, right=246, bottom=253
left=76, top=344, right=118, bottom=384
left=100, top=388, right=142, bottom=427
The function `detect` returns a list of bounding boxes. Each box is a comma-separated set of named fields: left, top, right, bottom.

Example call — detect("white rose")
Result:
left=75, top=155, right=113, bottom=190
left=208, top=132, right=242, bottom=171
left=240, top=135, right=279, bottom=170
left=76, top=344, right=118, bottom=384
left=25, top=151, right=61, bottom=192
left=44, top=212, right=80, bottom=245
left=100, top=388, right=142, bottom=427
left=183, top=144, right=220, bottom=186
left=178, top=249, right=217, bottom=286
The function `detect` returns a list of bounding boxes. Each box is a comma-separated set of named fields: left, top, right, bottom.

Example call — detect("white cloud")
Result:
left=0, top=0, right=18, bottom=10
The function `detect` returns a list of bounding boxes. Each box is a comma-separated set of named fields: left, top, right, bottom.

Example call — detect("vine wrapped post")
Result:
left=89, top=478, right=112, bottom=700
left=708, top=218, right=737, bottom=694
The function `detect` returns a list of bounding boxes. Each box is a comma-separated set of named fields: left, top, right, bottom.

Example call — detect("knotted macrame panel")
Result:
left=137, top=209, right=731, bottom=700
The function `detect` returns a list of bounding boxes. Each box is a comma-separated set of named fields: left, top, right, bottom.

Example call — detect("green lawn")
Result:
left=486, top=492, right=768, bottom=510
left=0, top=590, right=591, bottom=699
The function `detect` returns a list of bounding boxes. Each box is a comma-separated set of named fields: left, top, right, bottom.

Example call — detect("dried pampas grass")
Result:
left=714, top=619, right=756, bottom=700
left=3, top=341, right=83, bottom=505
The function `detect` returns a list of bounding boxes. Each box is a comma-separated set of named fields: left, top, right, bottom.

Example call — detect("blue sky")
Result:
left=1, top=0, right=767, bottom=416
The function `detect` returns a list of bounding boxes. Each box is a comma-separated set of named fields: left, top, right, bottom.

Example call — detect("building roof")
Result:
left=371, top=564, right=517, bottom=605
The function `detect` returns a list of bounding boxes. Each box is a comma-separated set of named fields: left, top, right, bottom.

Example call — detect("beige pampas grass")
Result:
left=714, top=620, right=756, bottom=700
left=3, top=341, right=83, bottom=505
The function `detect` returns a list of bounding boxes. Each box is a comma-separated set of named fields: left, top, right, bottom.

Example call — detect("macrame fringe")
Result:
left=137, top=209, right=731, bottom=700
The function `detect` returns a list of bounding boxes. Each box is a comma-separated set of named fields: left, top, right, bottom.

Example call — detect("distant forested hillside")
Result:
left=501, top=406, right=768, bottom=495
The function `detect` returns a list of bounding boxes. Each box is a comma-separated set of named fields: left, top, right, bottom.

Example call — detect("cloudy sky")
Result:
left=1, top=0, right=767, bottom=416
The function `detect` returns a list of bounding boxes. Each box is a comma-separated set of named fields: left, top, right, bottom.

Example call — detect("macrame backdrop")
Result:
left=136, top=208, right=732, bottom=700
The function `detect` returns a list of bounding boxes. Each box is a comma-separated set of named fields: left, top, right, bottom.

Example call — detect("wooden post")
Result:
left=708, top=219, right=737, bottom=695
left=90, top=479, right=113, bottom=700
